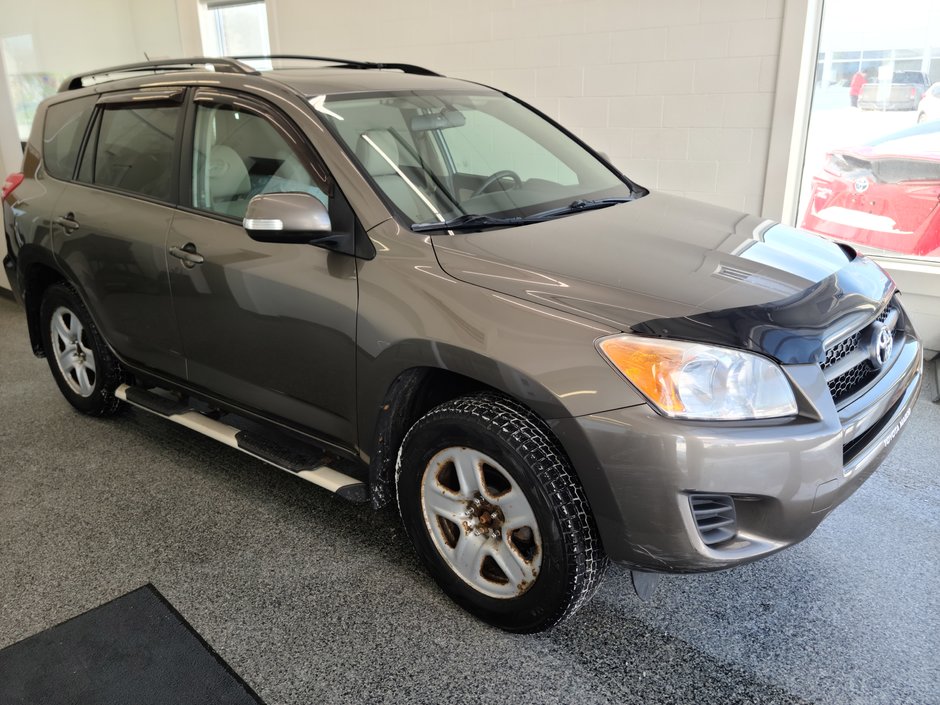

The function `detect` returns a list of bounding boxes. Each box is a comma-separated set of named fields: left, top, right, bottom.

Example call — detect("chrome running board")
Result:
left=114, top=384, right=368, bottom=502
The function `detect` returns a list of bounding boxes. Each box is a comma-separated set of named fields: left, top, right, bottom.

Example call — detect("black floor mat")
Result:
left=0, top=584, right=264, bottom=705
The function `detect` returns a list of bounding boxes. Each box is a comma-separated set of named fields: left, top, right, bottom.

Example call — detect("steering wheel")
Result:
left=469, top=170, right=523, bottom=199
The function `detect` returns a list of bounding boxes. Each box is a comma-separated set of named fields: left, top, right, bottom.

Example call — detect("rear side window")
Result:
left=86, top=105, right=181, bottom=202
left=42, top=96, right=96, bottom=180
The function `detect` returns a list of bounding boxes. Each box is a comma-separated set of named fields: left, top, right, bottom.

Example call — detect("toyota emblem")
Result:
left=854, top=177, right=870, bottom=194
left=869, top=324, right=893, bottom=369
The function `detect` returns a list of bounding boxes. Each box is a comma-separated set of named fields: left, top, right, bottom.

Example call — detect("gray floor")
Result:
left=1, top=292, right=937, bottom=705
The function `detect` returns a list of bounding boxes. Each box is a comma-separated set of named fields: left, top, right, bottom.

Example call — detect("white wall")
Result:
left=270, top=0, right=785, bottom=214
left=0, top=0, right=182, bottom=77
left=0, top=0, right=183, bottom=289
left=0, top=0, right=787, bottom=216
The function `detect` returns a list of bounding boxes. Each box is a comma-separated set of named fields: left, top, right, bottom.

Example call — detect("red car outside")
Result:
left=801, top=121, right=940, bottom=257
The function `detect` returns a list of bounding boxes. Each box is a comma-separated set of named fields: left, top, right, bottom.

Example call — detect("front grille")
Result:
left=827, top=360, right=879, bottom=402
left=822, top=302, right=898, bottom=405
left=824, top=331, right=860, bottom=368
left=689, top=494, right=737, bottom=546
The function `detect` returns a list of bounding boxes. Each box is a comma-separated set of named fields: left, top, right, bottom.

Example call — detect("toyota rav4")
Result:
left=1, top=56, right=923, bottom=632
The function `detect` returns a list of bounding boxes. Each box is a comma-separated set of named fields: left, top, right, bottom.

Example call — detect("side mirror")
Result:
left=243, top=192, right=332, bottom=243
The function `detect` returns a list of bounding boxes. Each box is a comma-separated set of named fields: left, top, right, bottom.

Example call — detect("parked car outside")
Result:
left=859, top=71, right=930, bottom=111
left=802, top=121, right=940, bottom=257
left=917, top=82, right=940, bottom=124
left=2, top=56, right=924, bottom=632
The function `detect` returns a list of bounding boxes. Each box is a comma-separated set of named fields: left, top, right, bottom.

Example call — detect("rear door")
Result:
left=167, top=88, right=358, bottom=449
left=53, top=88, right=186, bottom=378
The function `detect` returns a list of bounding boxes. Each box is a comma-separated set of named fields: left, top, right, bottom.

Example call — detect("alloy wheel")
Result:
left=420, top=446, right=542, bottom=598
left=50, top=305, right=97, bottom=397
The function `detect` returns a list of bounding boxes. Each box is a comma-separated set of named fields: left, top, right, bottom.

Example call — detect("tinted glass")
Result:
left=42, top=96, right=96, bottom=180
left=191, top=102, right=328, bottom=219
left=93, top=105, right=180, bottom=202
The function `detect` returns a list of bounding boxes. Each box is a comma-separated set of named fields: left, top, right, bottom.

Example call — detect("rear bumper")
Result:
left=858, top=99, right=919, bottom=111
left=552, top=336, right=923, bottom=572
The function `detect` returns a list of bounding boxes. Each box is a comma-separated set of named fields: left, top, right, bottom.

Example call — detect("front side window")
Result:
left=89, top=105, right=180, bottom=202
left=191, top=102, right=328, bottom=219
left=314, top=91, right=635, bottom=226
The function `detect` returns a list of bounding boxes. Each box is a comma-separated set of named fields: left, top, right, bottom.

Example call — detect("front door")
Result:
left=167, top=89, right=358, bottom=449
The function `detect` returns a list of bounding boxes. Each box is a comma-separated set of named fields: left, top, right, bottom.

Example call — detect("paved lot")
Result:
left=0, top=294, right=937, bottom=704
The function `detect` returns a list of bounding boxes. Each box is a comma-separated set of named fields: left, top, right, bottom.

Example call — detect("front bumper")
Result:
left=551, top=335, right=923, bottom=572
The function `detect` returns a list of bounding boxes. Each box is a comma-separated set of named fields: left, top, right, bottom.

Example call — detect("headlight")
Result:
left=597, top=336, right=798, bottom=421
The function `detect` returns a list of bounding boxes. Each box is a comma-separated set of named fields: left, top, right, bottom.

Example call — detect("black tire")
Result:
left=39, top=282, right=124, bottom=416
left=396, top=392, right=608, bottom=632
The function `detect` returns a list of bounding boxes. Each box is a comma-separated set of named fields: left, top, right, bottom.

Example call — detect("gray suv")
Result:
left=2, top=56, right=923, bottom=632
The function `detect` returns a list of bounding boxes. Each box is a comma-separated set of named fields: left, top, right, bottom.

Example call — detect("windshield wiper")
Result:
left=525, top=197, right=633, bottom=221
left=411, top=213, right=529, bottom=232
left=411, top=197, right=634, bottom=233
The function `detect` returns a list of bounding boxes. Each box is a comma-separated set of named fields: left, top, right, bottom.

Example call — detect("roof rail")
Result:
left=58, top=57, right=260, bottom=92
left=231, top=54, right=442, bottom=77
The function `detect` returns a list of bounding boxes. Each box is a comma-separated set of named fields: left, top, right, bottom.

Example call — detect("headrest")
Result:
left=356, top=131, right=401, bottom=177
left=208, top=145, right=250, bottom=201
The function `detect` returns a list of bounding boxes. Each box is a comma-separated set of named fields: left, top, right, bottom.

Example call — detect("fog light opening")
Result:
left=689, top=494, right=738, bottom=546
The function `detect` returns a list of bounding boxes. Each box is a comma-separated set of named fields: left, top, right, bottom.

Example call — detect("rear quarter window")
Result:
left=42, top=96, right=97, bottom=180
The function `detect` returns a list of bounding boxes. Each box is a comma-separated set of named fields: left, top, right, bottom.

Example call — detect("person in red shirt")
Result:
left=850, top=70, right=867, bottom=107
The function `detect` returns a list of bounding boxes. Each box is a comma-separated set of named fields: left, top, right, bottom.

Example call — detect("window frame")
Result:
left=179, top=87, right=334, bottom=226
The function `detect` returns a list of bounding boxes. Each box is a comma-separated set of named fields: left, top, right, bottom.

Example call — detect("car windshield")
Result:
left=311, top=90, right=640, bottom=229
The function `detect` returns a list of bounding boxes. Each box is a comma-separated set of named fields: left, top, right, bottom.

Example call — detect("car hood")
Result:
left=431, top=192, right=894, bottom=364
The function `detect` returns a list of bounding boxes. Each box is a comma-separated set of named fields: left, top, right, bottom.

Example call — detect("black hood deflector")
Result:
left=632, top=253, right=895, bottom=365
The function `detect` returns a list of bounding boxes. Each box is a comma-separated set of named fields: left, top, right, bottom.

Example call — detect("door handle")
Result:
left=54, top=213, right=80, bottom=233
left=169, top=243, right=205, bottom=268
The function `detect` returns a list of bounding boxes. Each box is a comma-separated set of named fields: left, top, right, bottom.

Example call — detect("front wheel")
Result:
left=396, top=393, right=608, bottom=632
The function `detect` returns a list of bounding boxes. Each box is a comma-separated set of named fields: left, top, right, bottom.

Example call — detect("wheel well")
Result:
left=23, top=263, right=65, bottom=356
left=368, top=367, right=491, bottom=508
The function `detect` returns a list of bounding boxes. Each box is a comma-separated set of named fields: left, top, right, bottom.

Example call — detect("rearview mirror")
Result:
left=243, top=192, right=332, bottom=243
left=410, top=109, right=466, bottom=132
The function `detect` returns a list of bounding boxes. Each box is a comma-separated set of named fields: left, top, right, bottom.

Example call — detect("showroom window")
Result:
left=200, top=0, right=271, bottom=63
left=783, top=0, right=940, bottom=357
left=796, top=0, right=940, bottom=262
left=2, top=34, right=60, bottom=142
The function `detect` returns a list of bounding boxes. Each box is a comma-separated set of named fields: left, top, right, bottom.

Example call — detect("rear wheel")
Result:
left=39, top=282, right=124, bottom=416
left=396, top=393, right=608, bottom=632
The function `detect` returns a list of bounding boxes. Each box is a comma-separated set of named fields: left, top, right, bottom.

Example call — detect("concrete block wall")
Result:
left=271, top=0, right=785, bottom=214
